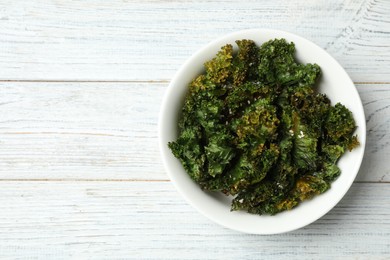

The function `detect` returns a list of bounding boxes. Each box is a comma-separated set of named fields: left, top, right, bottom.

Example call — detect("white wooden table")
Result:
left=0, top=0, right=389, bottom=258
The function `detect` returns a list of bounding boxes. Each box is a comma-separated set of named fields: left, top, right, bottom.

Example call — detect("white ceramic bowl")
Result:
left=159, top=29, right=366, bottom=234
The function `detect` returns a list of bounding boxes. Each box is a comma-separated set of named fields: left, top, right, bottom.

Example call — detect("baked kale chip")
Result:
left=168, top=38, right=359, bottom=215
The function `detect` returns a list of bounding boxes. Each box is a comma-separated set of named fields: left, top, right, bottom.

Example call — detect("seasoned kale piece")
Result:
left=232, top=99, right=280, bottom=148
left=232, top=39, right=259, bottom=85
left=275, top=175, right=330, bottom=212
left=168, top=126, right=205, bottom=182
left=204, top=44, right=234, bottom=85
left=223, top=143, right=280, bottom=195
left=324, top=103, right=360, bottom=150
left=204, top=130, right=236, bottom=177
left=168, top=38, right=360, bottom=215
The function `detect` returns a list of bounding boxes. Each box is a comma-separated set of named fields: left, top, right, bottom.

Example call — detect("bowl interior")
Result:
left=159, top=29, right=366, bottom=234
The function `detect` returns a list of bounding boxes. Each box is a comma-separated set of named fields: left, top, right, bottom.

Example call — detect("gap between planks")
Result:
left=0, top=80, right=388, bottom=84
left=0, top=79, right=170, bottom=83
left=0, top=179, right=171, bottom=182
left=0, top=179, right=387, bottom=184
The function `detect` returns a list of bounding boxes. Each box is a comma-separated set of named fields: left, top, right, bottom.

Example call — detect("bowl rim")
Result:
left=158, top=29, right=366, bottom=234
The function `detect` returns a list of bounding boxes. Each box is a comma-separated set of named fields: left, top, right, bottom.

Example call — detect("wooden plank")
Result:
left=0, top=0, right=389, bottom=82
left=359, top=85, right=390, bottom=182
left=0, top=181, right=388, bottom=258
left=0, top=82, right=388, bottom=181
left=0, top=82, right=165, bottom=180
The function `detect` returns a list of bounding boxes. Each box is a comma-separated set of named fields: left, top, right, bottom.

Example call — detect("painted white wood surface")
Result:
left=0, top=82, right=165, bottom=180
left=0, top=182, right=389, bottom=259
left=0, top=0, right=389, bottom=82
left=0, top=0, right=389, bottom=258
left=0, top=82, right=388, bottom=182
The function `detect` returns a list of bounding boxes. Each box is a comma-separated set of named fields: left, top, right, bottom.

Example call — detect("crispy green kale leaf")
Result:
left=168, top=126, right=205, bottom=182
left=275, top=175, right=330, bottom=212
left=204, top=130, right=235, bottom=177
left=232, top=99, right=280, bottom=147
left=325, top=103, right=360, bottom=150
left=224, top=143, right=280, bottom=195
left=232, top=39, right=259, bottom=85
left=204, top=44, right=233, bottom=85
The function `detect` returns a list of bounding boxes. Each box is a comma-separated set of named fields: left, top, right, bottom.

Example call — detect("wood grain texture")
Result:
left=0, top=181, right=389, bottom=259
left=0, top=82, right=165, bottom=180
left=0, top=82, right=388, bottom=181
left=359, top=85, right=390, bottom=182
left=0, top=82, right=390, bottom=182
left=0, top=0, right=389, bottom=82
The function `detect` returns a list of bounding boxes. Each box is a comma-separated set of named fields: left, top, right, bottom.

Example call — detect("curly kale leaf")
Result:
left=316, top=162, right=341, bottom=182
left=289, top=111, right=319, bottom=171
left=325, top=103, right=359, bottom=150
left=168, top=126, right=205, bottom=182
left=204, top=44, right=234, bottom=85
left=292, top=134, right=318, bottom=170
left=225, top=81, right=279, bottom=117
left=232, top=39, right=259, bottom=85
left=275, top=175, right=330, bottom=212
left=204, top=130, right=236, bottom=177
left=321, top=144, right=345, bottom=164
left=257, top=39, right=296, bottom=84
left=278, top=63, right=321, bottom=87
left=231, top=99, right=280, bottom=148
left=292, top=93, right=331, bottom=136
left=231, top=181, right=275, bottom=212
left=230, top=136, right=295, bottom=213
left=224, top=143, right=279, bottom=195
left=257, top=38, right=321, bottom=87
